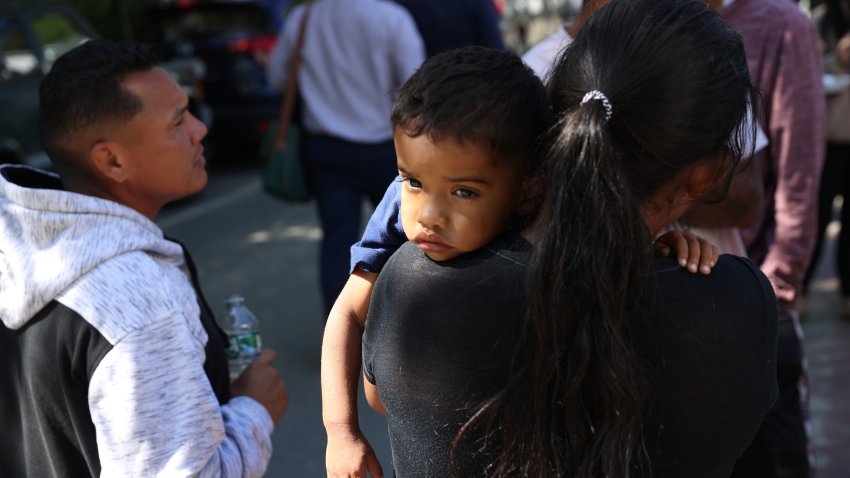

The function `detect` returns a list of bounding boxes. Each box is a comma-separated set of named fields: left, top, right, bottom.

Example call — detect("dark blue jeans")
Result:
left=804, top=142, right=850, bottom=297
left=303, top=135, right=397, bottom=313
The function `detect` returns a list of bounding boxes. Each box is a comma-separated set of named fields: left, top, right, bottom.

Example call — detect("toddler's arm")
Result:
left=349, top=180, right=406, bottom=274
left=322, top=270, right=383, bottom=478
left=321, top=180, right=404, bottom=478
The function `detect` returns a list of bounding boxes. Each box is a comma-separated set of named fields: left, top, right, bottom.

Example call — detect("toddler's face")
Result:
left=394, top=131, right=523, bottom=262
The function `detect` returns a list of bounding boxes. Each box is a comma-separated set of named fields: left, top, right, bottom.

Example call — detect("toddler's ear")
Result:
left=517, top=175, right=544, bottom=217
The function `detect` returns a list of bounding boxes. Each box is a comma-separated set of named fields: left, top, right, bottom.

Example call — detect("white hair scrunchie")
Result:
left=581, top=90, right=613, bottom=122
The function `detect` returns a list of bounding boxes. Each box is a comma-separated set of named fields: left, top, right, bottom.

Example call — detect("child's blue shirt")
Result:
left=349, top=179, right=405, bottom=273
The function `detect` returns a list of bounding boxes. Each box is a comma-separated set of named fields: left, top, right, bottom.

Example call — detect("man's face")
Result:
left=115, top=67, right=208, bottom=216
left=395, top=131, right=523, bottom=262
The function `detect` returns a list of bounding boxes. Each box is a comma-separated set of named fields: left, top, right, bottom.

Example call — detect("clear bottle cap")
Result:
left=225, top=294, right=245, bottom=307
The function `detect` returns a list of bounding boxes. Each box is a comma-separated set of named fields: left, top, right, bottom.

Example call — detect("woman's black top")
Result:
left=363, top=235, right=778, bottom=477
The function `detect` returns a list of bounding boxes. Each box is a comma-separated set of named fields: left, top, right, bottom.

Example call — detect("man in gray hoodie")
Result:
left=0, top=40, right=288, bottom=477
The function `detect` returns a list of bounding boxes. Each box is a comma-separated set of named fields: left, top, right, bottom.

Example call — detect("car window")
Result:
left=29, top=12, right=89, bottom=72
left=0, top=21, right=39, bottom=83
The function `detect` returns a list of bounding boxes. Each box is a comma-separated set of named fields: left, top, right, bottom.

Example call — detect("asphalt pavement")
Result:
left=158, top=167, right=392, bottom=477
left=801, top=212, right=850, bottom=476
left=157, top=166, right=850, bottom=477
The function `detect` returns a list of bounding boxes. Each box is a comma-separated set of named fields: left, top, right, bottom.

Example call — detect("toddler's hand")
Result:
left=326, top=424, right=383, bottom=478
left=655, top=230, right=719, bottom=275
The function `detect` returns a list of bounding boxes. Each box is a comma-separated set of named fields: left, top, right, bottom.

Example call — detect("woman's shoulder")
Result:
left=649, top=252, right=778, bottom=349
left=387, top=233, right=530, bottom=276
left=473, top=232, right=532, bottom=267
left=653, top=252, right=775, bottom=305
left=643, top=253, right=779, bottom=474
left=377, top=234, right=530, bottom=311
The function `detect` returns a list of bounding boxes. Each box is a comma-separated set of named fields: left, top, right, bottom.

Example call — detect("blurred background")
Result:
left=0, top=0, right=581, bottom=168
left=1, top=1, right=847, bottom=476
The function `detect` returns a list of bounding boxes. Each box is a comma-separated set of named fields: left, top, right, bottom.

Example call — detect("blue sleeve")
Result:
left=349, top=179, right=406, bottom=273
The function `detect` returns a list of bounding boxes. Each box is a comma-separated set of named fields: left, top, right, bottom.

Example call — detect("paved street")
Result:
left=802, top=211, right=850, bottom=476
left=157, top=166, right=849, bottom=477
left=157, top=167, right=392, bottom=476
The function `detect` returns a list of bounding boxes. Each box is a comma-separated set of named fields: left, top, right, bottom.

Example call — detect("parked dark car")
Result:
left=0, top=3, right=95, bottom=168
left=144, top=0, right=292, bottom=162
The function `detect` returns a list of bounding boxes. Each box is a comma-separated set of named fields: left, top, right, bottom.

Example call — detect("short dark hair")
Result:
left=38, top=40, right=160, bottom=166
left=391, top=46, right=552, bottom=175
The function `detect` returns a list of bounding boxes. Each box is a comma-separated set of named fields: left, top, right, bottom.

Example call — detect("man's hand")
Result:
left=232, top=349, right=289, bottom=424
left=326, top=424, right=383, bottom=478
left=655, top=230, right=719, bottom=275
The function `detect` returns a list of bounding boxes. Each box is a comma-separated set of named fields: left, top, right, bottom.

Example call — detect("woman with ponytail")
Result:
left=454, top=0, right=779, bottom=476
left=358, top=0, right=777, bottom=476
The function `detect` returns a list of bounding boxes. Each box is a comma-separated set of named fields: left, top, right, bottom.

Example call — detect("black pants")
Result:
left=804, top=142, right=850, bottom=297
left=731, top=309, right=812, bottom=478
left=303, top=135, right=397, bottom=313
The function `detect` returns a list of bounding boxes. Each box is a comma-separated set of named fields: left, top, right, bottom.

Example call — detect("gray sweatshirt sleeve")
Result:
left=88, top=311, right=273, bottom=477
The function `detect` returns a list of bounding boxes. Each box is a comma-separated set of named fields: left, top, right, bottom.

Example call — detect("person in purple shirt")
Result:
left=715, top=1, right=826, bottom=476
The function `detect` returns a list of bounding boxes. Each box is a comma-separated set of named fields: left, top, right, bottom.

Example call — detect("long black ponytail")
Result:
left=453, top=0, right=758, bottom=476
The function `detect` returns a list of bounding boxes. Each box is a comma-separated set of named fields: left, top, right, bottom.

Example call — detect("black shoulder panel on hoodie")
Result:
left=0, top=300, right=111, bottom=477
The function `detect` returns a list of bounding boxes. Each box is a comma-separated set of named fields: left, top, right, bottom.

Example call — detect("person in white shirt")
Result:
left=267, top=0, right=426, bottom=312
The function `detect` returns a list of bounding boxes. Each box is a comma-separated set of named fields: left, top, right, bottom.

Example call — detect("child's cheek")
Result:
left=399, top=201, right=417, bottom=242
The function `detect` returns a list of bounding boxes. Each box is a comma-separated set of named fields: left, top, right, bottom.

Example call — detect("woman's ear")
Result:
left=517, top=175, right=544, bottom=217
left=682, top=151, right=733, bottom=200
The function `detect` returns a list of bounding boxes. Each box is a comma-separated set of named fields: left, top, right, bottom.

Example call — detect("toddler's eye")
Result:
left=454, top=188, right=477, bottom=199
left=407, top=178, right=422, bottom=189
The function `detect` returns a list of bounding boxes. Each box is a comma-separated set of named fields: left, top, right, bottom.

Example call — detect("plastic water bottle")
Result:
left=222, top=294, right=262, bottom=381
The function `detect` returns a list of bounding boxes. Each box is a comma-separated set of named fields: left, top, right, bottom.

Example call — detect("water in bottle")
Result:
left=222, top=294, right=262, bottom=381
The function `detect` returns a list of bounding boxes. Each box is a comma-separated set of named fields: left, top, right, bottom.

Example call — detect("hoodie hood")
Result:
left=0, top=165, right=184, bottom=330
